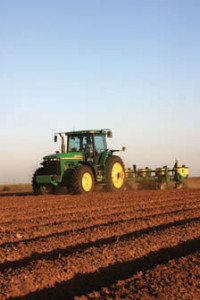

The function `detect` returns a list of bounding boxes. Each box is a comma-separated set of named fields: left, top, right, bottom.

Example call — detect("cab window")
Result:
left=68, top=136, right=81, bottom=152
left=94, top=135, right=107, bottom=154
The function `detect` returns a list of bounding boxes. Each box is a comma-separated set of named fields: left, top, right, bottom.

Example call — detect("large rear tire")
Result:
left=106, top=155, right=125, bottom=192
left=70, top=165, right=95, bottom=194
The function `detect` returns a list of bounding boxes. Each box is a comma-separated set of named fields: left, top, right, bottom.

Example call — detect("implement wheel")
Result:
left=106, top=155, right=125, bottom=192
left=70, top=165, right=95, bottom=194
left=159, top=182, right=167, bottom=190
left=175, top=183, right=183, bottom=189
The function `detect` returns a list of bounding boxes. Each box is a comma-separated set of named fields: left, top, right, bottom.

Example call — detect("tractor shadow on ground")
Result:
left=1, top=215, right=199, bottom=274
left=0, top=192, right=33, bottom=197
left=9, top=236, right=200, bottom=300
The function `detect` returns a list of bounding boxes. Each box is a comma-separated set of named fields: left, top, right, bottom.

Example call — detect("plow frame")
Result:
left=125, top=161, right=189, bottom=190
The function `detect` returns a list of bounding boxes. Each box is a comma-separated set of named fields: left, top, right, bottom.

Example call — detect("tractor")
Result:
left=32, top=129, right=126, bottom=194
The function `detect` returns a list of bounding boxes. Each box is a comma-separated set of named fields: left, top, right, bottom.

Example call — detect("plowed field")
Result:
left=0, top=189, right=200, bottom=299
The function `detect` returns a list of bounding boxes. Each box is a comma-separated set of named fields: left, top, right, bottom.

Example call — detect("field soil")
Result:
left=0, top=187, right=200, bottom=299
left=0, top=184, right=32, bottom=194
left=185, top=177, right=200, bottom=189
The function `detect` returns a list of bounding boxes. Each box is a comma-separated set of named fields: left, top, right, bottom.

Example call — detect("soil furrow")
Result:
left=0, top=220, right=199, bottom=299
left=0, top=203, right=200, bottom=247
left=9, top=241, right=200, bottom=300
left=1, top=191, right=199, bottom=222
left=0, top=188, right=200, bottom=299
left=1, top=197, right=199, bottom=233
left=0, top=213, right=199, bottom=267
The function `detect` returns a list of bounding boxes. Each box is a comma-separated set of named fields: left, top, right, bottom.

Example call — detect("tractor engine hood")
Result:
left=43, top=152, right=83, bottom=161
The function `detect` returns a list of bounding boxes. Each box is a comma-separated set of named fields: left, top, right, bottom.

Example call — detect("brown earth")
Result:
left=0, top=188, right=200, bottom=299
left=185, top=177, right=200, bottom=189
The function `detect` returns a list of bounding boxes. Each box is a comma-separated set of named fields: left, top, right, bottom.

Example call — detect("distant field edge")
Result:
left=184, top=177, right=200, bottom=189
left=0, top=183, right=32, bottom=193
left=0, top=177, right=200, bottom=193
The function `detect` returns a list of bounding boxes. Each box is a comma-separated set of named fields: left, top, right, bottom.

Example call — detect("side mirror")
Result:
left=107, top=130, right=112, bottom=138
left=54, top=135, right=57, bottom=142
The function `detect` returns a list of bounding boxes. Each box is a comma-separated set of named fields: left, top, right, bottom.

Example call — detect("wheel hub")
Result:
left=112, top=162, right=125, bottom=188
left=82, top=172, right=93, bottom=192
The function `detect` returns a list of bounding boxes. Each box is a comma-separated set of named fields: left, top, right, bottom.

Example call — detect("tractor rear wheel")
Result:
left=106, top=155, right=125, bottom=192
left=70, top=165, right=95, bottom=194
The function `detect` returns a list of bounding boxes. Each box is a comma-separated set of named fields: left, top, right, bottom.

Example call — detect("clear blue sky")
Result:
left=1, top=0, right=200, bottom=183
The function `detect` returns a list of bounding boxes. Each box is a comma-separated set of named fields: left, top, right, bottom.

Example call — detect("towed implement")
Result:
left=32, top=129, right=188, bottom=194
left=126, top=160, right=189, bottom=190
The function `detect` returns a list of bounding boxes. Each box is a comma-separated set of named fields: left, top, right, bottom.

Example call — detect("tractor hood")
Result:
left=43, top=152, right=83, bottom=161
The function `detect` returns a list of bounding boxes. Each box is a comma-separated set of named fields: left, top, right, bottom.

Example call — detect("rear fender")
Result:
left=99, top=151, right=111, bottom=167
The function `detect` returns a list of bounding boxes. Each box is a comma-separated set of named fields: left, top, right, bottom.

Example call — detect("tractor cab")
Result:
left=67, top=130, right=109, bottom=164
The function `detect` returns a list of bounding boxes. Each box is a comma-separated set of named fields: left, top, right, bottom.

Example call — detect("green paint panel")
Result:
left=37, top=175, right=53, bottom=184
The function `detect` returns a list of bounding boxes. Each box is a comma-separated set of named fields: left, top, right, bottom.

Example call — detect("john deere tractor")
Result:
left=32, top=129, right=126, bottom=194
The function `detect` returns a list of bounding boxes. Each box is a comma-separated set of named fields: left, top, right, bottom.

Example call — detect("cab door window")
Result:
left=68, top=136, right=81, bottom=152
left=94, top=135, right=107, bottom=163
left=82, top=135, right=94, bottom=161
left=94, top=135, right=107, bottom=154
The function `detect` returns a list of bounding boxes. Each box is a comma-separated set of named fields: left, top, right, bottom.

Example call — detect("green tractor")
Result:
left=32, top=129, right=126, bottom=195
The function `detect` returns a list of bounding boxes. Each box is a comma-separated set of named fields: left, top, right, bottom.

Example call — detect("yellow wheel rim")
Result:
left=82, top=172, right=93, bottom=192
left=112, top=162, right=125, bottom=188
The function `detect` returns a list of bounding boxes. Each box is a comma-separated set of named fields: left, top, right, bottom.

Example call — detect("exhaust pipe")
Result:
left=60, top=133, right=66, bottom=153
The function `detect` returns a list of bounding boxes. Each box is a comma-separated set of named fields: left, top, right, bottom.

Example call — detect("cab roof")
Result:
left=66, top=129, right=107, bottom=136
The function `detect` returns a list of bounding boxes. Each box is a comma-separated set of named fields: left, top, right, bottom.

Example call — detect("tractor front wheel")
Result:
left=106, top=155, right=125, bottom=192
left=32, top=168, right=54, bottom=195
left=32, top=168, right=43, bottom=195
left=39, top=185, right=54, bottom=195
left=70, top=165, right=95, bottom=194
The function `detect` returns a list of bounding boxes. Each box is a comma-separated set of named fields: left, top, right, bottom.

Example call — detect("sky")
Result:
left=1, top=0, right=200, bottom=183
